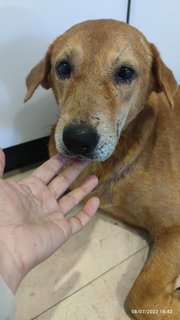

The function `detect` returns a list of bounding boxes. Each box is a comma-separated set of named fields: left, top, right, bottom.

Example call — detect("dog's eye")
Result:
left=56, top=61, right=72, bottom=79
left=115, top=66, right=134, bottom=83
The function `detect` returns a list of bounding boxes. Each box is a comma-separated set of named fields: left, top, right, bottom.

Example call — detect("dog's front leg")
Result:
left=127, top=228, right=180, bottom=319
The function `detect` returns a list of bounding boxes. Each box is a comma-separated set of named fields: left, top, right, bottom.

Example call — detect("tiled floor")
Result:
left=6, top=164, right=151, bottom=320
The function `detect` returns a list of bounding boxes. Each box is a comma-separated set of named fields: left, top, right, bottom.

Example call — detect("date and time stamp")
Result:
left=131, top=309, right=173, bottom=315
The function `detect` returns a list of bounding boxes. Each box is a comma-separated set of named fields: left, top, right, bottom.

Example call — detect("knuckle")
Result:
left=66, top=193, right=78, bottom=207
left=61, top=173, right=72, bottom=187
left=43, top=162, right=57, bottom=177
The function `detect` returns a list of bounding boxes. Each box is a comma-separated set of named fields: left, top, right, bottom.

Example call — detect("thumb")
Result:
left=0, top=149, right=5, bottom=178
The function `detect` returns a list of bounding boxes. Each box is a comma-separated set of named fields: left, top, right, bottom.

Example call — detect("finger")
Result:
left=0, top=149, right=5, bottom=178
left=31, top=154, right=71, bottom=184
left=57, top=175, right=98, bottom=215
left=48, top=159, right=89, bottom=199
left=46, top=196, right=99, bottom=253
left=68, top=197, right=100, bottom=235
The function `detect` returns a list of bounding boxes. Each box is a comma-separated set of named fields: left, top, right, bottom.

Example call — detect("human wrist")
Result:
left=0, top=242, right=24, bottom=293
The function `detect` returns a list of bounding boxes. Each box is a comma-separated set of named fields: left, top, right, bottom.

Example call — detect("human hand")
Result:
left=0, top=149, right=99, bottom=293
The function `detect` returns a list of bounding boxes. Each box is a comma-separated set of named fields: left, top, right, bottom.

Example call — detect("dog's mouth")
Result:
left=60, top=146, right=93, bottom=160
left=60, top=143, right=114, bottom=161
left=55, top=123, right=117, bottom=161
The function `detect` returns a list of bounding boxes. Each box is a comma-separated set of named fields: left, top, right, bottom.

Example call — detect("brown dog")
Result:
left=24, top=20, right=180, bottom=319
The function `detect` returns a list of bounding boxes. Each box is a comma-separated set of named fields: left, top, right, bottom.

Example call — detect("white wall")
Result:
left=129, top=0, right=180, bottom=82
left=0, top=0, right=128, bottom=148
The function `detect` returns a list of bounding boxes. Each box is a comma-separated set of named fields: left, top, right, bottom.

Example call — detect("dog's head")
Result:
left=25, top=19, right=177, bottom=161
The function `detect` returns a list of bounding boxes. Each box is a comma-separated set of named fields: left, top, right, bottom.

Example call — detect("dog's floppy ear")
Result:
left=150, top=43, right=177, bottom=108
left=24, top=45, right=53, bottom=102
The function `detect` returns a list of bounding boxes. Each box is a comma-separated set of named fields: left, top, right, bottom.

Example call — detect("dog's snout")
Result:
left=62, top=124, right=99, bottom=156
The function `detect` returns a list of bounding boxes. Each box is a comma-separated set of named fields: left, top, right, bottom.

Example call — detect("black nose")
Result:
left=62, top=123, right=99, bottom=156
